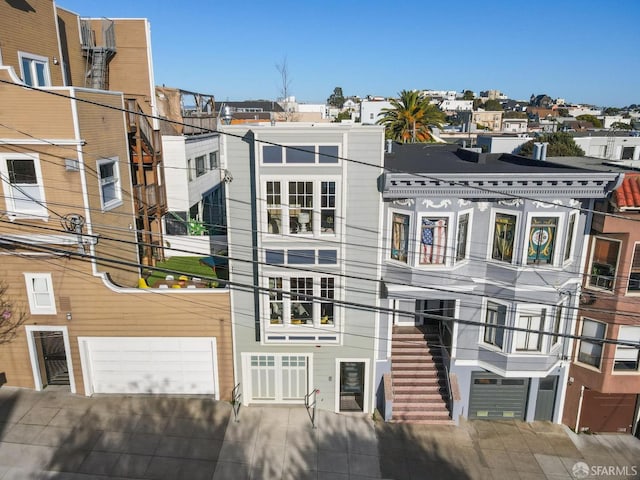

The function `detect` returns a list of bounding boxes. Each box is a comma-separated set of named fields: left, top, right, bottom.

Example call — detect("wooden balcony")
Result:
left=134, top=184, right=166, bottom=215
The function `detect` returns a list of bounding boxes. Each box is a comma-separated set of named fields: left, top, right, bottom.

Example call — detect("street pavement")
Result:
left=0, top=387, right=638, bottom=479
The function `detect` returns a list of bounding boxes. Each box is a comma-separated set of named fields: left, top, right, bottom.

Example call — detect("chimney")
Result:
left=386, top=139, right=393, bottom=154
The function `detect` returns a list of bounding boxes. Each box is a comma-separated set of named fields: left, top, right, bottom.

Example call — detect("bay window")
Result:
left=614, top=326, right=640, bottom=372
left=527, top=217, right=557, bottom=265
left=515, top=310, right=545, bottom=352
left=589, top=238, right=620, bottom=291
left=483, top=301, right=506, bottom=349
left=564, top=213, right=577, bottom=262
left=577, top=319, right=606, bottom=368
left=419, top=217, right=448, bottom=265
left=455, top=213, right=470, bottom=262
left=492, top=213, right=517, bottom=263
left=391, top=213, right=410, bottom=263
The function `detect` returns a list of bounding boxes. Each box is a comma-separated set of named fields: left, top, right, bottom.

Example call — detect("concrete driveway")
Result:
left=0, top=387, right=638, bottom=479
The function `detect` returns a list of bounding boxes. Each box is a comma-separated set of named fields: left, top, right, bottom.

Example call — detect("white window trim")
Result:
left=97, top=157, right=122, bottom=211
left=550, top=302, right=565, bottom=351
left=521, top=212, right=564, bottom=267
left=487, top=208, right=522, bottom=266
left=414, top=212, right=455, bottom=268
left=387, top=208, right=413, bottom=266
left=0, top=153, right=48, bottom=220
left=586, top=236, right=622, bottom=293
left=261, top=176, right=341, bottom=239
left=455, top=208, right=473, bottom=264
left=624, top=241, right=640, bottom=296
left=260, top=143, right=342, bottom=165
left=612, top=325, right=640, bottom=375
left=24, top=272, right=56, bottom=315
left=563, top=211, right=579, bottom=265
left=335, top=358, right=370, bottom=414
left=479, top=297, right=510, bottom=352
left=17, top=51, right=51, bottom=87
left=262, top=273, right=340, bottom=334
left=510, top=304, right=548, bottom=354
left=575, top=317, right=607, bottom=372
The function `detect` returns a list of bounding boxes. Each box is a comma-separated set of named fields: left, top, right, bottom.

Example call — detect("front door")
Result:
left=39, top=331, right=69, bottom=386
left=339, top=361, right=365, bottom=412
left=534, top=376, right=557, bottom=421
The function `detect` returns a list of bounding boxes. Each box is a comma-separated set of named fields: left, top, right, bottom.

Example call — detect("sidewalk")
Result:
left=213, top=406, right=381, bottom=480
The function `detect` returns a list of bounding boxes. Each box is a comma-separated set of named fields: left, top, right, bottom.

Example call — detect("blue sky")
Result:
left=58, top=0, right=640, bottom=107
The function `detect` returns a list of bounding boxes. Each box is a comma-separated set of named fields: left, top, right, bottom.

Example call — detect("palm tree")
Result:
left=377, top=90, right=445, bottom=143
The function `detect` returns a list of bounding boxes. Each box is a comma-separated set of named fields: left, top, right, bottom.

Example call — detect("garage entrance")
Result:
left=468, top=372, right=530, bottom=420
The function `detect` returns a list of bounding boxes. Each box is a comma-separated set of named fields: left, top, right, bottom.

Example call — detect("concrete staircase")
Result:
left=391, top=327, right=453, bottom=424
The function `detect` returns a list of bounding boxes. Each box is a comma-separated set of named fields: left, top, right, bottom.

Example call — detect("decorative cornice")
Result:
left=533, top=200, right=563, bottom=209
left=392, top=198, right=414, bottom=206
left=421, top=199, right=451, bottom=209
left=498, top=199, right=524, bottom=207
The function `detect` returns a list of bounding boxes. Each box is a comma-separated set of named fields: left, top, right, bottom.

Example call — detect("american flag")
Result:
left=421, top=218, right=447, bottom=264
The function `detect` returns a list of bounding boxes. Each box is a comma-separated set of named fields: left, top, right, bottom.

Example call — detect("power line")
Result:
left=1, top=235, right=639, bottom=352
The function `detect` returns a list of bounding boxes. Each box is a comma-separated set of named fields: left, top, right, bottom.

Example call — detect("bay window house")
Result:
left=378, top=144, right=622, bottom=424
left=220, top=122, right=384, bottom=413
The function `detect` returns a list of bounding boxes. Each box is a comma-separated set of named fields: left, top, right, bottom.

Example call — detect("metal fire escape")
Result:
left=80, top=18, right=116, bottom=90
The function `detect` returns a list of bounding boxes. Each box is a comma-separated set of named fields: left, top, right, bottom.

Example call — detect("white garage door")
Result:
left=78, top=337, right=218, bottom=397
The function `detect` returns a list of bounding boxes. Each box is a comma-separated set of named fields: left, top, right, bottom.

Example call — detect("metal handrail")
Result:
left=441, top=345, right=452, bottom=409
left=304, top=387, right=319, bottom=429
left=231, top=383, right=241, bottom=423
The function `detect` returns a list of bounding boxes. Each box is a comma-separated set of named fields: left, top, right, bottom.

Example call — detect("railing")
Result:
left=304, top=387, right=319, bottom=429
left=443, top=364, right=453, bottom=410
left=231, top=383, right=241, bottom=423
left=125, top=99, right=154, bottom=152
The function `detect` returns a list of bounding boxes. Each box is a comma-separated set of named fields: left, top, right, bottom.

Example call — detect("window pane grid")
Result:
left=289, top=182, right=313, bottom=234
left=320, top=277, right=334, bottom=325
left=290, top=277, right=313, bottom=325
left=484, top=302, right=505, bottom=348
left=456, top=213, right=469, bottom=261
left=321, top=181, right=335, bottom=234
left=391, top=213, right=409, bottom=263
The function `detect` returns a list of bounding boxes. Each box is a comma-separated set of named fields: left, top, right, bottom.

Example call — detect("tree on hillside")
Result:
left=557, top=108, right=570, bottom=117
left=0, top=282, right=27, bottom=345
left=504, top=111, right=528, bottom=119
left=482, top=99, right=503, bottom=111
left=519, top=132, right=585, bottom=157
left=575, top=114, right=602, bottom=128
left=462, top=90, right=475, bottom=100
left=327, top=87, right=345, bottom=108
left=377, top=90, right=445, bottom=143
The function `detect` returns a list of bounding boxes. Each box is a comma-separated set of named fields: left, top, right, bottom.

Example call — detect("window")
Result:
left=266, top=181, right=282, bottom=234
left=492, top=213, right=517, bottom=262
left=391, top=213, right=410, bottom=263
left=319, top=146, right=339, bottom=164
left=551, top=305, right=563, bottom=346
left=24, top=273, right=56, bottom=315
left=456, top=213, right=469, bottom=262
left=589, top=238, right=620, bottom=291
left=614, top=326, right=640, bottom=372
left=564, top=213, right=577, bottom=262
left=97, top=158, right=121, bottom=209
left=321, top=181, right=335, bottom=234
left=515, top=310, right=545, bottom=352
left=527, top=217, right=557, bottom=265
left=577, top=319, right=606, bottom=368
left=320, top=278, right=335, bottom=325
left=195, top=155, right=206, bottom=177
left=266, top=276, right=336, bottom=328
left=0, top=154, right=47, bottom=218
left=19, top=52, right=50, bottom=87
left=289, top=181, right=313, bottom=234
left=269, top=278, right=283, bottom=324
left=209, top=151, right=219, bottom=169
left=484, top=302, right=506, bottom=349
left=290, top=278, right=313, bottom=325
left=263, top=146, right=282, bottom=163
left=627, top=243, right=640, bottom=292
left=187, top=159, right=193, bottom=181
left=286, top=146, right=315, bottom=163
left=264, top=180, right=338, bottom=236
left=420, top=217, right=447, bottom=265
